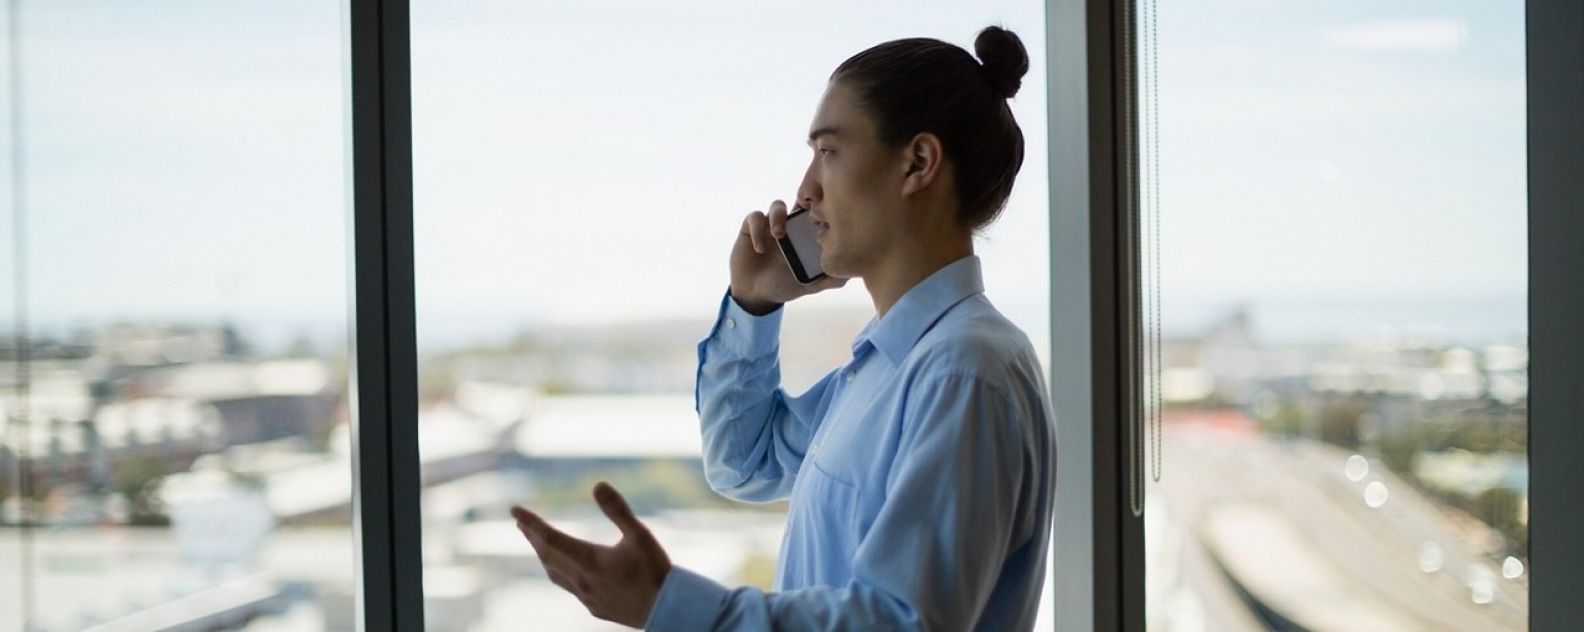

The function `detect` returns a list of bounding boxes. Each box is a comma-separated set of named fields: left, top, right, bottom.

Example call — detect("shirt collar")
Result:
left=856, top=255, right=986, bottom=365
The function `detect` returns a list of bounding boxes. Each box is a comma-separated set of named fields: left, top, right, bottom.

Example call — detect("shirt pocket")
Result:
left=811, top=438, right=880, bottom=532
left=792, top=459, right=855, bottom=544
left=809, top=396, right=891, bottom=492
left=806, top=386, right=894, bottom=542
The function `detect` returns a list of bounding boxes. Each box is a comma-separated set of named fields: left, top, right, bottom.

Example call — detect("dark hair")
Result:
left=831, top=26, right=1029, bottom=231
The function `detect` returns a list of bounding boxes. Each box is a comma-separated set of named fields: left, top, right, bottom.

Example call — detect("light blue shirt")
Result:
left=646, top=256, right=1057, bottom=631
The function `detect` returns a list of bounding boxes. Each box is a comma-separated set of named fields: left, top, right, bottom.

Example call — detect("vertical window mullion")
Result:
left=348, top=0, right=424, bottom=630
left=1047, top=0, right=1136, bottom=630
left=1526, top=0, right=1584, bottom=628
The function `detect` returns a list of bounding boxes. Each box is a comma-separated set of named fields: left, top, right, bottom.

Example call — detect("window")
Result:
left=1, top=2, right=355, bottom=629
left=1137, top=1, right=1528, bottom=629
left=409, top=2, right=1051, bottom=629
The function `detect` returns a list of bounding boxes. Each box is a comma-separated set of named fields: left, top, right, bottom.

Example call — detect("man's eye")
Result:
left=817, top=148, right=834, bottom=157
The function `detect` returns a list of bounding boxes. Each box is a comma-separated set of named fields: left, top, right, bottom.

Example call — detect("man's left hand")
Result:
left=512, top=482, right=672, bottom=629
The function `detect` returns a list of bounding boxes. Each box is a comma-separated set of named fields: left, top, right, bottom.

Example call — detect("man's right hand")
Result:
left=729, top=199, right=847, bottom=315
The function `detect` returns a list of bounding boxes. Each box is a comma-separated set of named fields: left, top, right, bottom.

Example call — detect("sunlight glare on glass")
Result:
left=1502, top=556, right=1524, bottom=580
left=1364, top=481, right=1389, bottom=508
left=1418, top=542, right=1445, bottom=573
left=1344, top=454, right=1369, bottom=482
left=1468, top=568, right=1497, bottom=605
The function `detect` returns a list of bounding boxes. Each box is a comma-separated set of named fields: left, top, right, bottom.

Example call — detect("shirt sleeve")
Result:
left=652, top=371, right=1032, bottom=631
left=694, top=290, right=840, bottom=503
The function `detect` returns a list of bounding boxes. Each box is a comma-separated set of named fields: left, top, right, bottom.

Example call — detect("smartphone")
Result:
left=777, top=206, right=826, bottom=284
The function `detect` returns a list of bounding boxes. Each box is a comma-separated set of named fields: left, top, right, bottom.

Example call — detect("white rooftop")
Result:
left=513, top=394, right=701, bottom=459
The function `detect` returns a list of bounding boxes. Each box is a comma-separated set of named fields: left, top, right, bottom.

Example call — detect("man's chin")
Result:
left=818, top=255, right=847, bottom=280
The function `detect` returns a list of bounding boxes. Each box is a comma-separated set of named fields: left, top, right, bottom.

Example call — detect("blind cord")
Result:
left=1147, top=0, right=1163, bottom=484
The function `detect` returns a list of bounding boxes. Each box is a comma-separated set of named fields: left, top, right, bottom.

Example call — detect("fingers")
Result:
left=593, top=482, right=658, bottom=549
left=513, top=498, right=666, bottom=629
left=742, top=211, right=770, bottom=254
left=513, top=505, right=595, bottom=571
left=767, top=200, right=789, bottom=239
left=742, top=200, right=790, bottom=253
left=515, top=514, right=578, bottom=572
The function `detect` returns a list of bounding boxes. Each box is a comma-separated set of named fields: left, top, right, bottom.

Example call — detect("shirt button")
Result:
left=809, top=441, right=820, bottom=456
left=724, top=318, right=737, bottom=330
left=844, top=371, right=855, bottom=382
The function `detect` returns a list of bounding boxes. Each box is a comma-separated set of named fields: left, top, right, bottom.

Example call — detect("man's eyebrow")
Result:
left=807, top=126, right=841, bottom=143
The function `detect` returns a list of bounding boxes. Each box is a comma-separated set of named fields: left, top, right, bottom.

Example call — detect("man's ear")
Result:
left=900, top=132, right=944, bottom=197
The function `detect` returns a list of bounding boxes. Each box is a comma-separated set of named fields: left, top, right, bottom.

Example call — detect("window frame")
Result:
left=1525, top=0, right=1584, bottom=628
left=1045, top=1, right=1134, bottom=630
left=348, top=0, right=425, bottom=630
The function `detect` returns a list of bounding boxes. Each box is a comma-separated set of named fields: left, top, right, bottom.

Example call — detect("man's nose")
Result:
left=797, top=169, right=822, bottom=209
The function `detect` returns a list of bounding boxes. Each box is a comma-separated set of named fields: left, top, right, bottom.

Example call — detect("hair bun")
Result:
left=974, top=25, right=1029, bottom=99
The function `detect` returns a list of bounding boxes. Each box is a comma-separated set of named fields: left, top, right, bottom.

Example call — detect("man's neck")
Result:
left=863, top=234, right=974, bottom=319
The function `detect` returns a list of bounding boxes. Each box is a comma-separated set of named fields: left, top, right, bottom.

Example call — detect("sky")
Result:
left=0, top=0, right=1528, bottom=350
left=1153, top=0, right=1526, bottom=302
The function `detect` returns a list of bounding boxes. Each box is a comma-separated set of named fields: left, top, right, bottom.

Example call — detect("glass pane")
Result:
left=1140, top=1, right=1527, bottom=630
left=411, top=3, right=1051, bottom=630
left=1, top=4, right=16, bottom=628
left=0, top=2, right=355, bottom=629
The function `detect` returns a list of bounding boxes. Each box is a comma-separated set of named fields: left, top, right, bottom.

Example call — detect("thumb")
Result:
left=594, top=482, right=658, bottom=546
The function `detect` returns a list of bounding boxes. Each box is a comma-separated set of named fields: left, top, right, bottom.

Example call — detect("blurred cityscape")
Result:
left=0, top=307, right=878, bottom=631
left=0, top=300, right=1528, bottom=631
left=1147, top=308, right=1528, bottom=631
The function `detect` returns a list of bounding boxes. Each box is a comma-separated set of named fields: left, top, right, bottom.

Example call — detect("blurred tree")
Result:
left=1319, top=396, right=1367, bottom=448
left=1379, top=430, right=1420, bottom=480
left=737, top=552, right=778, bottom=590
left=114, top=455, right=171, bottom=526
left=1259, top=400, right=1304, bottom=437
left=1473, top=486, right=1527, bottom=554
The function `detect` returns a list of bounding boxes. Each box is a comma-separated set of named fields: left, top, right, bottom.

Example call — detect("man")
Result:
left=514, top=26, right=1056, bottom=630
